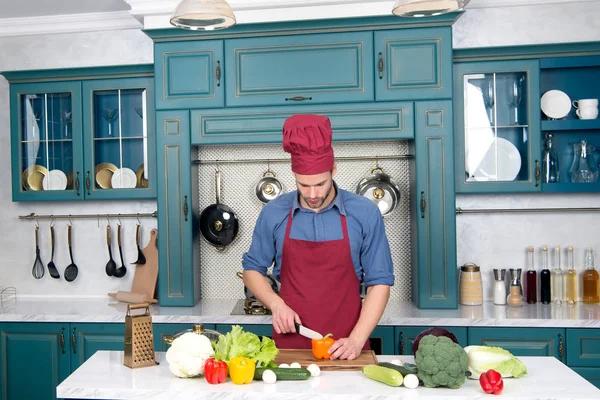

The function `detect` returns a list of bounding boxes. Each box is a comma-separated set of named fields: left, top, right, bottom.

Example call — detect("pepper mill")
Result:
left=507, top=268, right=524, bottom=307
left=509, top=268, right=523, bottom=295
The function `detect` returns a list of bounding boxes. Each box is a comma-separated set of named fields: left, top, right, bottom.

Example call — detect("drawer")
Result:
left=567, top=328, right=600, bottom=367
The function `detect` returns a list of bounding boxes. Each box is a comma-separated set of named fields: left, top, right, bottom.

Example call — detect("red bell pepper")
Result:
left=204, top=358, right=228, bottom=384
left=479, top=369, right=504, bottom=395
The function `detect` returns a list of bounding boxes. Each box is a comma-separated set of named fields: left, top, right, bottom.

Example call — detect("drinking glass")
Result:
left=508, top=76, right=523, bottom=125
left=482, top=78, right=495, bottom=125
left=102, top=108, right=118, bottom=137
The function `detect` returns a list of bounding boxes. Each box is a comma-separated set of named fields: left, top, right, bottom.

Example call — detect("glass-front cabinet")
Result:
left=454, top=60, right=541, bottom=193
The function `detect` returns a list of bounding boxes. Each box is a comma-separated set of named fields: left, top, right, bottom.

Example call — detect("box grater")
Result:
left=124, top=303, right=156, bottom=369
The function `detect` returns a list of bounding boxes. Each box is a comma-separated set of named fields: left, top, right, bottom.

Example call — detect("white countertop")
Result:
left=1, top=297, right=600, bottom=327
left=57, top=351, right=600, bottom=400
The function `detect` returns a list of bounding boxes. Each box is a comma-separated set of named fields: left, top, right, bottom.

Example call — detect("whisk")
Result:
left=32, top=226, right=44, bottom=279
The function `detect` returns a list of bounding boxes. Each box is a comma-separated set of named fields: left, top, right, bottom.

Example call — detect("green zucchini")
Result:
left=378, top=362, right=418, bottom=377
left=253, top=367, right=311, bottom=381
left=362, top=364, right=403, bottom=387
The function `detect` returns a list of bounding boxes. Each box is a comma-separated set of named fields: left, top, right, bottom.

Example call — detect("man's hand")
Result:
left=270, top=300, right=301, bottom=335
left=328, top=336, right=365, bottom=360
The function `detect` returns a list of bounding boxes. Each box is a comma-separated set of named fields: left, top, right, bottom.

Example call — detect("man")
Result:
left=242, top=114, right=394, bottom=360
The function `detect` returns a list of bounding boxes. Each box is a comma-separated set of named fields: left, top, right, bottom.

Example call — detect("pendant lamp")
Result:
left=392, top=0, right=470, bottom=17
left=170, top=0, right=236, bottom=31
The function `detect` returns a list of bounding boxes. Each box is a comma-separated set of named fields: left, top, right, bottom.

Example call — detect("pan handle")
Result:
left=215, top=170, right=221, bottom=204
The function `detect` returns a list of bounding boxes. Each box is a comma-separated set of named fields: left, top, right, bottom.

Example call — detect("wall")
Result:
left=0, top=2, right=599, bottom=300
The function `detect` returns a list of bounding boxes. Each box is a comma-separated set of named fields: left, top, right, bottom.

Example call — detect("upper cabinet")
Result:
left=453, top=59, right=541, bottom=193
left=375, top=27, right=452, bottom=101
left=224, top=31, right=374, bottom=107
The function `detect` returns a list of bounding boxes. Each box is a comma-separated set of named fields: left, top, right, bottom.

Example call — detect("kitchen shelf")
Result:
left=542, top=182, right=600, bottom=193
left=542, top=119, right=600, bottom=131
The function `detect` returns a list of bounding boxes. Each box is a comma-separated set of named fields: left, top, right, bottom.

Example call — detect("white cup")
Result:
left=576, top=107, right=599, bottom=120
left=572, top=99, right=599, bottom=109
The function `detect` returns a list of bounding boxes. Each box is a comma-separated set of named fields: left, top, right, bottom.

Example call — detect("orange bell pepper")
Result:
left=312, top=333, right=334, bottom=359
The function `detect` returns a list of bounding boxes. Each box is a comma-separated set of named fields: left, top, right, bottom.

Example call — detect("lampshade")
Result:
left=392, top=0, right=470, bottom=17
left=170, top=0, right=236, bottom=30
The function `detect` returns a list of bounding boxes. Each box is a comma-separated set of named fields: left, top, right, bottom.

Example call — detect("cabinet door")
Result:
left=225, top=31, right=374, bottom=107
left=375, top=27, right=452, bottom=101
left=10, top=81, right=84, bottom=202
left=469, top=327, right=566, bottom=362
left=0, top=323, right=70, bottom=400
left=395, top=326, right=468, bottom=355
left=567, top=328, right=600, bottom=367
left=412, top=101, right=457, bottom=309
left=571, top=367, right=600, bottom=389
left=69, top=323, right=124, bottom=371
left=154, top=40, right=224, bottom=110
left=454, top=60, right=541, bottom=193
left=370, top=326, right=395, bottom=355
left=82, top=77, right=156, bottom=200
left=156, top=110, right=199, bottom=306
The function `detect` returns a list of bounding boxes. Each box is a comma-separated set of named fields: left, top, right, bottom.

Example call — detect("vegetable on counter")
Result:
left=412, top=327, right=459, bottom=355
left=415, top=335, right=469, bottom=389
left=229, top=356, right=255, bottom=385
left=362, top=364, right=403, bottom=387
left=464, top=345, right=527, bottom=379
left=378, top=361, right=418, bottom=377
left=166, top=332, right=215, bottom=378
left=312, top=333, right=335, bottom=360
left=253, top=367, right=312, bottom=381
left=204, top=358, right=228, bottom=384
left=212, top=325, right=279, bottom=368
left=403, top=374, right=420, bottom=389
left=479, top=369, right=504, bottom=395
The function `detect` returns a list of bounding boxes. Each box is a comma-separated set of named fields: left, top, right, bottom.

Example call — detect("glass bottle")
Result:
left=565, top=245, right=578, bottom=304
left=551, top=246, right=564, bottom=304
left=582, top=248, right=599, bottom=304
left=540, top=245, right=551, bottom=304
left=525, top=246, right=537, bottom=304
left=542, top=132, right=560, bottom=183
left=493, top=269, right=507, bottom=305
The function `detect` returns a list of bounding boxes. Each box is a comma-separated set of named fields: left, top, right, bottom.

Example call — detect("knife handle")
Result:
left=294, top=321, right=300, bottom=334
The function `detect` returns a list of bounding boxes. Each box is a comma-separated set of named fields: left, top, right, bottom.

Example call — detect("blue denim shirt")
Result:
left=242, top=182, right=394, bottom=287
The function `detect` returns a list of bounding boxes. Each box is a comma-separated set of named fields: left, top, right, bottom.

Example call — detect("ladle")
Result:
left=32, top=225, right=44, bottom=279
left=64, top=224, right=79, bottom=282
left=131, top=223, right=146, bottom=265
left=105, top=224, right=117, bottom=277
left=113, top=224, right=127, bottom=278
left=47, top=225, right=60, bottom=279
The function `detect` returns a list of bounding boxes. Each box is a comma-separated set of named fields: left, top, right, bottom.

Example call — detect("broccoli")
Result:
left=414, top=335, right=469, bottom=389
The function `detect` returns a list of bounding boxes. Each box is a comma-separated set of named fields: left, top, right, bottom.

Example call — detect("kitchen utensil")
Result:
left=255, top=169, right=284, bottom=203
left=199, top=169, right=239, bottom=250
left=541, top=90, right=571, bottom=119
left=123, top=303, right=156, bottom=369
left=95, top=162, right=118, bottom=189
left=64, top=224, right=79, bottom=282
left=459, top=263, right=483, bottom=306
left=131, top=224, right=146, bottom=265
left=32, top=226, right=44, bottom=279
left=42, top=169, right=68, bottom=191
left=47, top=225, right=60, bottom=279
left=472, top=137, right=521, bottom=181
left=274, top=349, right=377, bottom=371
left=105, top=225, right=117, bottom=277
left=22, top=165, right=48, bottom=191
left=356, top=166, right=401, bottom=216
left=130, top=229, right=159, bottom=301
left=236, top=271, right=279, bottom=298
left=163, top=324, right=223, bottom=344
left=113, top=224, right=127, bottom=278
left=108, top=291, right=157, bottom=304
left=294, top=322, right=323, bottom=340
left=111, top=168, right=137, bottom=189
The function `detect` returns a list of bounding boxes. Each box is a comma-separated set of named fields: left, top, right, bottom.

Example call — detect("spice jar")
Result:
left=460, top=263, right=483, bottom=306
left=493, top=269, right=507, bottom=305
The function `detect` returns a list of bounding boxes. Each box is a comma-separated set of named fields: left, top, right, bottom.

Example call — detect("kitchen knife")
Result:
left=294, top=322, right=323, bottom=340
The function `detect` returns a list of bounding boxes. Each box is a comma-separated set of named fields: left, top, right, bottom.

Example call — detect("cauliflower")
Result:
left=414, top=335, right=469, bottom=389
left=166, top=332, right=214, bottom=378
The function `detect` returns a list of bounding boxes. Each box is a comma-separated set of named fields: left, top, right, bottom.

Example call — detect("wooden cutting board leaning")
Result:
left=274, top=349, right=377, bottom=371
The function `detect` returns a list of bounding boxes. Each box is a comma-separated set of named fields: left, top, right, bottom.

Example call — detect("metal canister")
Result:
left=459, top=263, right=483, bottom=306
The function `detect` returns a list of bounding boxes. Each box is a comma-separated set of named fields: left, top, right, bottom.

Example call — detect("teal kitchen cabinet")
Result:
left=375, top=27, right=452, bottom=101
left=453, top=59, right=541, bottom=193
left=0, top=322, right=124, bottom=400
left=224, top=31, right=374, bottom=107
left=412, top=101, right=457, bottom=309
left=395, top=326, right=468, bottom=355
left=468, top=327, right=566, bottom=362
left=156, top=110, right=200, bottom=306
left=572, top=367, right=600, bottom=389
left=154, top=40, right=224, bottom=110
left=566, top=328, right=600, bottom=367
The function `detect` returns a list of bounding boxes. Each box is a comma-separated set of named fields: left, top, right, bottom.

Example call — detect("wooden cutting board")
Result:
left=274, top=349, right=377, bottom=371
left=130, top=228, right=158, bottom=300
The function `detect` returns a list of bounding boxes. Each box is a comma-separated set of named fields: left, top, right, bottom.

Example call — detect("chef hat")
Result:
left=282, top=114, right=334, bottom=175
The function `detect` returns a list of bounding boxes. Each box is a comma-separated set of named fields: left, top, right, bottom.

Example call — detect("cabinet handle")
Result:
left=398, top=331, right=404, bottom=355
left=216, top=60, right=221, bottom=87
left=75, top=172, right=80, bottom=196
left=86, top=171, right=91, bottom=196
left=183, top=195, right=188, bottom=222
left=60, top=328, right=66, bottom=354
left=378, top=52, right=384, bottom=80
left=71, top=327, right=77, bottom=354
left=558, top=333, right=564, bottom=362
left=420, top=191, right=426, bottom=219
left=285, top=96, right=312, bottom=102
left=535, top=160, right=540, bottom=187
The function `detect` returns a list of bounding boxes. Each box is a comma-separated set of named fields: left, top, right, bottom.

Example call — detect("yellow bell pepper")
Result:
left=229, top=356, right=255, bottom=385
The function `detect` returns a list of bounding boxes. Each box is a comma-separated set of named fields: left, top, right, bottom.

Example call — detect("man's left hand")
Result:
left=327, top=336, right=365, bottom=360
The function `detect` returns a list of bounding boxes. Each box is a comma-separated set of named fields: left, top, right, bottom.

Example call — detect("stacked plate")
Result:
left=42, top=170, right=68, bottom=191
left=111, top=168, right=137, bottom=189
left=22, top=165, right=48, bottom=191
left=541, top=90, right=571, bottom=119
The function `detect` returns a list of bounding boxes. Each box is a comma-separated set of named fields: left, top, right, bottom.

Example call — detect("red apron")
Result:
left=272, top=205, right=369, bottom=350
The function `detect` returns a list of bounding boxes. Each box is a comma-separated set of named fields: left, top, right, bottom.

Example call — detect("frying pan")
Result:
left=200, top=169, right=239, bottom=250
left=356, top=167, right=401, bottom=217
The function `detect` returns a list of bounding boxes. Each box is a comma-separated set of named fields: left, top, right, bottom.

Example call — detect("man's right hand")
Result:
left=270, top=300, right=301, bottom=335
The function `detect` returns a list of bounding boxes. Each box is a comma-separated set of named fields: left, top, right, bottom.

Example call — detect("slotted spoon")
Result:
left=64, top=224, right=79, bottom=282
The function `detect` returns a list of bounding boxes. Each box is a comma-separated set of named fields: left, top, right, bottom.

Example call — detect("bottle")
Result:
left=540, top=245, right=551, bottom=304
left=507, top=284, right=523, bottom=307
left=525, top=246, right=537, bottom=304
left=493, top=269, right=507, bottom=305
left=551, top=246, right=564, bottom=304
left=582, top=248, right=599, bottom=304
left=565, top=245, right=578, bottom=304
left=542, top=132, right=560, bottom=183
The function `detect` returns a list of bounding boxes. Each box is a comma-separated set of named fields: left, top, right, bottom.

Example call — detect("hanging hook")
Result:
left=50, top=216, right=55, bottom=227
left=35, top=216, right=39, bottom=228
left=107, top=214, right=111, bottom=227
left=68, top=214, right=73, bottom=226
left=97, top=214, right=100, bottom=229
left=136, top=213, right=141, bottom=225
left=117, top=214, right=122, bottom=226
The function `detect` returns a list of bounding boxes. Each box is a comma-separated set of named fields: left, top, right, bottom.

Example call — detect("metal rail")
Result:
left=456, top=207, right=600, bottom=214
left=193, top=154, right=413, bottom=165
left=18, top=211, right=158, bottom=221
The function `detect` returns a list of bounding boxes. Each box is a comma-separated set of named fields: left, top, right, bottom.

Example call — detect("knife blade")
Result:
left=294, top=322, right=323, bottom=340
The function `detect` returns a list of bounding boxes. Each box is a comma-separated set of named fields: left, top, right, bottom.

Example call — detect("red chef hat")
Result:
left=282, top=114, right=334, bottom=175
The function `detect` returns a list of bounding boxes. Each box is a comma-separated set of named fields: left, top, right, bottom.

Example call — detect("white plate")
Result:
left=111, top=168, right=137, bottom=189
left=42, top=170, right=68, bottom=191
left=541, top=90, right=571, bottom=119
left=472, top=138, right=522, bottom=181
